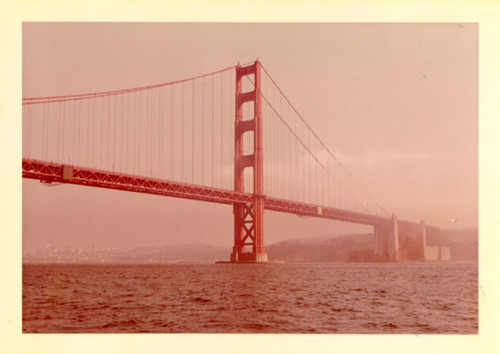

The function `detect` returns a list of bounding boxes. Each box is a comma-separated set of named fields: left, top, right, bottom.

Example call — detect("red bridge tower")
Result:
left=230, top=60, right=268, bottom=262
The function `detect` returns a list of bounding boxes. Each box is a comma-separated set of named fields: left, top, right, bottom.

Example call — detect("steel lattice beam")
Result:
left=22, top=159, right=253, bottom=206
left=23, top=158, right=414, bottom=228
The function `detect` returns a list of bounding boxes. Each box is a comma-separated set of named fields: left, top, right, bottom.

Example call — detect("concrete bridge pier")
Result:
left=388, top=214, right=399, bottom=262
left=374, top=214, right=399, bottom=262
left=418, top=219, right=427, bottom=261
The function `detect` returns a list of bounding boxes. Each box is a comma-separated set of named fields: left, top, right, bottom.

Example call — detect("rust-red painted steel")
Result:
left=253, top=61, right=265, bottom=255
left=232, top=60, right=266, bottom=260
left=264, top=197, right=391, bottom=226
left=22, top=158, right=396, bottom=227
left=22, top=159, right=252, bottom=206
left=22, top=64, right=239, bottom=105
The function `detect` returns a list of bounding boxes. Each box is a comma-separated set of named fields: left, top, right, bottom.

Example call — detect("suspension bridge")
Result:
left=22, top=60, right=439, bottom=263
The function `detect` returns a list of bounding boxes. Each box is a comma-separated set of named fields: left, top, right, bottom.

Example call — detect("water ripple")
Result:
left=23, top=263, right=477, bottom=333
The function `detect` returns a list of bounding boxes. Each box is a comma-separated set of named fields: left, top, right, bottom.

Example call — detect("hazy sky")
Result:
left=22, top=23, right=477, bottom=251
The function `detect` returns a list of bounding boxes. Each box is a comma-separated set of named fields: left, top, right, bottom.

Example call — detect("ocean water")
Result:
left=22, top=263, right=477, bottom=333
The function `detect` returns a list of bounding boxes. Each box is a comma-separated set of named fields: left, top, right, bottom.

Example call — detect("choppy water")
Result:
left=22, top=263, right=477, bottom=333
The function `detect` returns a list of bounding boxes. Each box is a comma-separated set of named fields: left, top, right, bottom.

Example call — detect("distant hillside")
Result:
left=266, top=228, right=478, bottom=263
left=23, top=228, right=478, bottom=264
left=23, top=244, right=229, bottom=264
left=267, top=233, right=375, bottom=262
left=429, top=228, right=478, bottom=262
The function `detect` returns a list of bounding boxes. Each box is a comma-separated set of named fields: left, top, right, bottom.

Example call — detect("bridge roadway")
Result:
left=23, top=158, right=437, bottom=235
left=22, top=159, right=391, bottom=225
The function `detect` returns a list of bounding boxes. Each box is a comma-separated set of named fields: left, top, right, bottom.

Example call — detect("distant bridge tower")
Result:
left=231, top=60, right=268, bottom=262
left=374, top=214, right=399, bottom=262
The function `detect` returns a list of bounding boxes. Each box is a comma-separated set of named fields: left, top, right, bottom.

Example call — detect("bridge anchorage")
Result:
left=22, top=59, right=440, bottom=264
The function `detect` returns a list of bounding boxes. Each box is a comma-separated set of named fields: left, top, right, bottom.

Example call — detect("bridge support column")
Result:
left=388, top=214, right=399, bottom=262
left=230, top=60, right=268, bottom=263
left=373, top=214, right=399, bottom=262
left=374, top=226, right=386, bottom=261
left=419, top=219, right=427, bottom=261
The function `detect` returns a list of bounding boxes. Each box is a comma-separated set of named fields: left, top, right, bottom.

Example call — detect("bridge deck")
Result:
left=23, top=158, right=395, bottom=227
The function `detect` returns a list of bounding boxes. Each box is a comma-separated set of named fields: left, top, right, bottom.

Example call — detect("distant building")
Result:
left=424, top=246, right=451, bottom=261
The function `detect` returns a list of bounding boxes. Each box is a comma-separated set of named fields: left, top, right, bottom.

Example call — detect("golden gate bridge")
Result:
left=22, top=60, right=438, bottom=263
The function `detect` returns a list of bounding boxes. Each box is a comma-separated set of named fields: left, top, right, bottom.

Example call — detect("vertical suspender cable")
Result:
left=99, top=97, right=104, bottom=168
left=321, top=161, right=324, bottom=206
left=211, top=74, right=215, bottom=187
left=314, top=140, right=318, bottom=204
left=42, top=103, right=47, bottom=161
left=201, top=77, right=205, bottom=185
left=145, top=89, right=150, bottom=175
left=47, top=103, right=51, bottom=161
left=170, top=86, right=174, bottom=180
left=327, top=169, right=330, bottom=207
left=92, top=96, right=96, bottom=168
left=287, top=115, right=290, bottom=200
left=339, top=169, right=342, bottom=209
left=302, top=120, right=306, bottom=203
left=219, top=74, right=223, bottom=188
left=125, top=93, right=130, bottom=173
left=192, top=79, right=195, bottom=183
left=289, top=106, right=293, bottom=200
left=306, top=130, right=310, bottom=203
left=229, top=69, right=232, bottom=189
left=123, top=94, right=130, bottom=173
left=57, top=101, right=62, bottom=162
left=73, top=100, right=76, bottom=165
left=293, top=112, right=300, bottom=201
left=138, top=91, right=142, bottom=174
left=279, top=95, right=283, bottom=198
left=147, top=89, right=151, bottom=176
left=148, top=89, right=154, bottom=177
left=86, top=97, right=90, bottom=166
left=61, top=102, right=66, bottom=164
left=181, top=82, right=185, bottom=182
left=287, top=105, right=291, bottom=200
left=149, top=90, right=153, bottom=176
left=113, top=94, right=117, bottom=172
left=133, top=91, right=137, bottom=175
left=26, top=104, right=32, bottom=158
left=77, top=99, right=82, bottom=166
left=159, top=87, right=163, bottom=179
left=273, top=107, right=277, bottom=198
left=273, top=78, right=277, bottom=197
left=120, top=93, right=124, bottom=172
